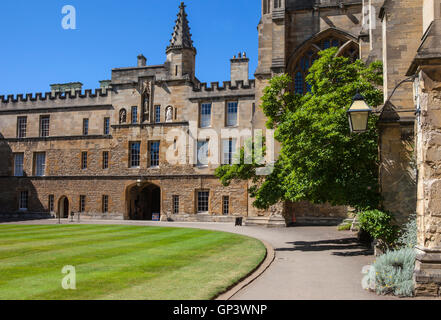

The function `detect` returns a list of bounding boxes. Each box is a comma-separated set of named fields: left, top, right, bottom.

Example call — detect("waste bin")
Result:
left=235, top=217, right=243, bottom=226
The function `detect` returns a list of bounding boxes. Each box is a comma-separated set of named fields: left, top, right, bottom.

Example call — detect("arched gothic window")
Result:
left=294, top=50, right=319, bottom=94
left=288, top=30, right=360, bottom=95
left=337, top=41, right=359, bottom=63
left=320, top=38, right=342, bottom=50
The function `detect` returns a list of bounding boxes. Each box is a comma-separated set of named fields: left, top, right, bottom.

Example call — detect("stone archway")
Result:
left=127, top=183, right=161, bottom=221
left=58, top=196, right=69, bottom=218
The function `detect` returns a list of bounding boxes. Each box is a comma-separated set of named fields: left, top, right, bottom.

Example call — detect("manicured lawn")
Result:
left=0, top=224, right=266, bottom=300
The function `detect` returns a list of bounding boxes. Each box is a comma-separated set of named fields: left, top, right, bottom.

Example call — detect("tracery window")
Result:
left=290, top=34, right=359, bottom=95
left=294, top=50, right=319, bottom=94
left=320, top=38, right=342, bottom=50
left=339, top=43, right=359, bottom=63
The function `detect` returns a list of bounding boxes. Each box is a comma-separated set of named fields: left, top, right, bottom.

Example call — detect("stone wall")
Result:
left=284, top=201, right=348, bottom=225
left=378, top=123, right=417, bottom=224
left=372, top=0, right=423, bottom=226
left=381, top=0, right=422, bottom=110
left=360, top=0, right=384, bottom=63
left=0, top=176, right=249, bottom=220
left=414, top=68, right=441, bottom=297
left=285, top=2, right=362, bottom=62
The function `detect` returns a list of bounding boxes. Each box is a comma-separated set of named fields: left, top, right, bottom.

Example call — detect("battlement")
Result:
left=286, top=0, right=361, bottom=11
left=0, top=88, right=111, bottom=105
left=192, top=80, right=255, bottom=92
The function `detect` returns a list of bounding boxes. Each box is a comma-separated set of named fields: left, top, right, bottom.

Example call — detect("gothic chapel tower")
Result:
left=166, top=2, right=196, bottom=81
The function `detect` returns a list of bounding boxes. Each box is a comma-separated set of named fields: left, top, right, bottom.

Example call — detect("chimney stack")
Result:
left=137, top=54, right=147, bottom=67
left=230, top=52, right=249, bottom=85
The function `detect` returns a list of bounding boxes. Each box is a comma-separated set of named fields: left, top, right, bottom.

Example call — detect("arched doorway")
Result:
left=128, top=184, right=161, bottom=221
left=58, top=196, right=69, bottom=218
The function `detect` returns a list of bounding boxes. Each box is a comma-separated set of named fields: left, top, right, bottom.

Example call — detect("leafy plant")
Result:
left=369, top=248, right=416, bottom=297
left=364, top=214, right=418, bottom=297
left=358, top=209, right=399, bottom=250
left=397, top=214, right=417, bottom=248
left=338, top=222, right=352, bottom=231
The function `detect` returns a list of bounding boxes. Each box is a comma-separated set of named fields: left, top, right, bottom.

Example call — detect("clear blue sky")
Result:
left=0, top=0, right=260, bottom=95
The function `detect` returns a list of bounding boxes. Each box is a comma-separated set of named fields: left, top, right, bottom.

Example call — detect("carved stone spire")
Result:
left=166, top=2, right=195, bottom=53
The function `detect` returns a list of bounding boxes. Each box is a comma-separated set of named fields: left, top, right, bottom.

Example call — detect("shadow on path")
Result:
left=276, top=237, right=373, bottom=256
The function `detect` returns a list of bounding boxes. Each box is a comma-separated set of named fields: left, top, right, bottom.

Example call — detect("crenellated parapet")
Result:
left=192, top=79, right=255, bottom=92
left=0, top=88, right=112, bottom=110
left=285, top=0, right=361, bottom=11
left=190, top=80, right=255, bottom=101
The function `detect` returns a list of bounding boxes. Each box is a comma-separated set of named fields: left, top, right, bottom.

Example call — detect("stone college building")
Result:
left=1, top=1, right=359, bottom=225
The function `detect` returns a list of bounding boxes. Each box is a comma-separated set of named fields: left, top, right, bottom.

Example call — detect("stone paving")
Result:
left=2, top=219, right=397, bottom=300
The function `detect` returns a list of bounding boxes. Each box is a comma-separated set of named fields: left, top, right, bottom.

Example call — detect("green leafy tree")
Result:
left=216, top=47, right=383, bottom=210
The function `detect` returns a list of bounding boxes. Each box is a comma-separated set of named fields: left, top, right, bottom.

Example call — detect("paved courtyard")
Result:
left=2, top=219, right=395, bottom=300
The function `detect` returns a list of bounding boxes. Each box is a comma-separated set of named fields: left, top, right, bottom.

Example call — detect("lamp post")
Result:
left=347, top=92, right=373, bottom=133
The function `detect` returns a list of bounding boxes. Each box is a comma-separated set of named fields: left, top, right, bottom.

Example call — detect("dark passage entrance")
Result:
left=129, top=184, right=161, bottom=221
left=58, top=196, right=69, bottom=218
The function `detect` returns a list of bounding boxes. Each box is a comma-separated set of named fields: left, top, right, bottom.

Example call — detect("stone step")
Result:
left=167, top=214, right=238, bottom=223
left=292, top=217, right=345, bottom=226
left=0, top=213, right=52, bottom=222
left=244, top=216, right=287, bottom=228
left=338, top=218, right=355, bottom=226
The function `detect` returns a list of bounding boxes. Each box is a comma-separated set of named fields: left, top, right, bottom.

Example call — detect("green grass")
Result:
left=0, top=224, right=266, bottom=300
left=338, top=223, right=352, bottom=231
